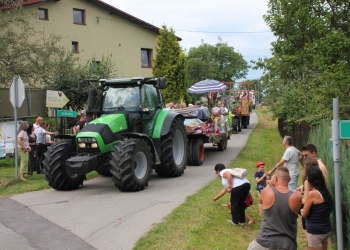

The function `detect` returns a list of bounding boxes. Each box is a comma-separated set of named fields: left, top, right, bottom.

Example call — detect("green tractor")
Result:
left=43, top=77, right=187, bottom=191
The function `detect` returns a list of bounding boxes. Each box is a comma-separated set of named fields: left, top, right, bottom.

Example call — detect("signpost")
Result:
left=46, top=90, right=70, bottom=108
left=9, top=77, right=25, bottom=179
left=57, top=110, right=77, bottom=118
left=339, top=120, right=350, bottom=139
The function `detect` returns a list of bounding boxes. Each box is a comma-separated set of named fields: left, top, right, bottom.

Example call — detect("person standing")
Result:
left=268, top=136, right=302, bottom=191
left=301, top=167, right=332, bottom=250
left=255, top=161, right=269, bottom=216
left=212, top=163, right=250, bottom=226
left=74, top=114, right=86, bottom=134
left=17, top=121, right=30, bottom=181
left=27, top=124, right=40, bottom=174
left=34, top=121, right=57, bottom=172
left=301, top=144, right=328, bottom=185
left=248, top=167, right=302, bottom=250
left=33, top=116, right=43, bottom=130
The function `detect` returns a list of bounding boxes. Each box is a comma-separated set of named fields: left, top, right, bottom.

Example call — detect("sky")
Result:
left=103, top=0, right=276, bottom=81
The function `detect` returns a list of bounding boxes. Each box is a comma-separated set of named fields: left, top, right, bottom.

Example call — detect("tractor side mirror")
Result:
left=157, top=78, right=166, bottom=89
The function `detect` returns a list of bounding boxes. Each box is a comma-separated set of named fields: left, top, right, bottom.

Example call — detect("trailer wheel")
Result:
left=218, top=138, right=227, bottom=151
left=156, top=118, right=187, bottom=177
left=43, top=139, right=85, bottom=190
left=110, top=138, right=152, bottom=191
left=186, top=138, right=193, bottom=166
left=192, top=138, right=204, bottom=166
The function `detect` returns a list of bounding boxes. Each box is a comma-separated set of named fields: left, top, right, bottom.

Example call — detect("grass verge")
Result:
left=133, top=107, right=309, bottom=250
left=0, top=157, right=99, bottom=196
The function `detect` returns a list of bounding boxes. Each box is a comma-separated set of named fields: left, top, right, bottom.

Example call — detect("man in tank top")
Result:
left=248, top=167, right=302, bottom=250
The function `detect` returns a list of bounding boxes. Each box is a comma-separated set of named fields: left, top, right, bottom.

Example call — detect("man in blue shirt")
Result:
left=194, top=101, right=209, bottom=122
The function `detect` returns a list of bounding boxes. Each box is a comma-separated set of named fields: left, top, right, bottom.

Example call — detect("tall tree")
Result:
left=187, top=38, right=249, bottom=84
left=0, top=0, right=69, bottom=89
left=256, top=0, right=350, bottom=125
left=46, top=55, right=117, bottom=111
left=152, top=25, right=190, bottom=104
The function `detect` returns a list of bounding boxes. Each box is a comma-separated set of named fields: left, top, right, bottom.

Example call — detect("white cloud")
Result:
left=103, top=0, right=276, bottom=79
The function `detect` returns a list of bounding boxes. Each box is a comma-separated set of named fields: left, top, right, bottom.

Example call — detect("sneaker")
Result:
left=227, top=220, right=240, bottom=226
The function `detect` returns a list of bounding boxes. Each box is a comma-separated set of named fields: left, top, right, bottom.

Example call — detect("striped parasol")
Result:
left=187, top=79, right=227, bottom=93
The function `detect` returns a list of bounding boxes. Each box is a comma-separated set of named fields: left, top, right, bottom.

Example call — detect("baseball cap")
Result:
left=256, top=161, right=265, bottom=168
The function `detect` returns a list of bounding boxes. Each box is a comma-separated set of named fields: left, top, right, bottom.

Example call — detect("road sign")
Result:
left=46, top=90, right=70, bottom=108
left=339, top=120, right=350, bottom=139
left=9, top=77, right=25, bottom=108
left=57, top=110, right=77, bottom=118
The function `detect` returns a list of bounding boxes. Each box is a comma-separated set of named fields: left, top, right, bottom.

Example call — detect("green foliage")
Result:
left=256, top=0, right=350, bottom=126
left=187, top=37, right=249, bottom=84
left=308, top=120, right=350, bottom=249
left=0, top=0, right=69, bottom=89
left=46, top=54, right=116, bottom=111
left=152, top=25, right=191, bottom=104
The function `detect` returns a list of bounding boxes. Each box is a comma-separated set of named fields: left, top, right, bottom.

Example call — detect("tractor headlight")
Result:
left=78, top=143, right=86, bottom=148
left=91, top=143, right=98, bottom=148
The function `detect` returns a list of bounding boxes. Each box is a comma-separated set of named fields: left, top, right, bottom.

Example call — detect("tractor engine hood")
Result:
left=76, top=114, right=128, bottom=153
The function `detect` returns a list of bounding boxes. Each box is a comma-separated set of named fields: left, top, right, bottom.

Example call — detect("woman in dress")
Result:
left=27, top=124, right=40, bottom=174
left=17, top=121, right=30, bottom=180
left=301, top=167, right=332, bottom=250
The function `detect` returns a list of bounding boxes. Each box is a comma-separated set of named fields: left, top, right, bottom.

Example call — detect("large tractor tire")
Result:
left=191, top=137, right=204, bottom=166
left=96, top=156, right=112, bottom=177
left=186, top=138, right=193, bottom=166
left=110, top=138, right=153, bottom=191
left=218, top=137, right=228, bottom=151
left=156, top=118, right=187, bottom=177
left=43, top=139, right=85, bottom=190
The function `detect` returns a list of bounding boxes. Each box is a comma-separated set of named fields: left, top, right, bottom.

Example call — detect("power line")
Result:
left=96, top=16, right=272, bottom=34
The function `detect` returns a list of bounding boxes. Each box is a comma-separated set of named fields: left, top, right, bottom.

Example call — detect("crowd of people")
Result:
left=212, top=137, right=332, bottom=250
left=17, top=115, right=87, bottom=181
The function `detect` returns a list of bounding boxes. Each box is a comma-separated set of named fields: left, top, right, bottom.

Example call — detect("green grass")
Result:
left=133, top=107, right=311, bottom=250
left=0, top=157, right=99, bottom=196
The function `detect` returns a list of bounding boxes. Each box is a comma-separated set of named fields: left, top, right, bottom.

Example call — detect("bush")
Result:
left=308, top=120, right=350, bottom=248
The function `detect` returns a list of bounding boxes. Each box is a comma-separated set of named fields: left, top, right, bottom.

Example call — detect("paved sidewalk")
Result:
left=0, top=198, right=96, bottom=250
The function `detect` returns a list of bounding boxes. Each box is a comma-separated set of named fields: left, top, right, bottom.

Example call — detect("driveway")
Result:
left=0, top=111, right=257, bottom=250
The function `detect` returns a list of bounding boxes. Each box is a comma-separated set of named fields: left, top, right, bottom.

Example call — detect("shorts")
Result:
left=307, top=232, right=331, bottom=248
left=247, top=239, right=287, bottom=250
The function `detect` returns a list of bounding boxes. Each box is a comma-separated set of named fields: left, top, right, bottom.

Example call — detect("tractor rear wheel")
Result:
left=156, top=118, right=187, bottom=177
left=110, top=138, right=153, bottom=191
left=43, top=139, right=85, bottom=190
left=192, top=138, right=204, bottom=166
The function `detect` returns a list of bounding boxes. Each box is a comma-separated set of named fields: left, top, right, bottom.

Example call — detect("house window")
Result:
left=72, top=42, right=79, bottom=53
left=141, top=49, right=152, bottom=67
left=73, top=9, right=85, bottom=24
left=38, top=8, right=48, bottom=20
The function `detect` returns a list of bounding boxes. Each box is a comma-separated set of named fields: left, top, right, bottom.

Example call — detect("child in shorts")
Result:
left=255, top=161, right=269, bottom=215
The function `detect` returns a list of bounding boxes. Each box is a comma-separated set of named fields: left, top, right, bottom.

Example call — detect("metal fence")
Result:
left=278, top=118, right=312, bottom=150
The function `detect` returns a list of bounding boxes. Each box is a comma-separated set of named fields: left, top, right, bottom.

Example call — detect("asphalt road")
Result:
left=0, top=111, right=257, bottom=250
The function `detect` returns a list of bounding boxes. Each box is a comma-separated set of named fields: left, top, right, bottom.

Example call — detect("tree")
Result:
left=0, top=0, right=69, bottom=89
left=256, top=0, right=350, bottom=125
left=152, top=25, right=190, bottom=104
left=187, top=38, right=249, bottom=84
left=46, top=55, right=116, bottom=111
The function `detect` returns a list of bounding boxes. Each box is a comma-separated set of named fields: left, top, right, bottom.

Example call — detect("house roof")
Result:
left=1, top=0, right=182, bottom=41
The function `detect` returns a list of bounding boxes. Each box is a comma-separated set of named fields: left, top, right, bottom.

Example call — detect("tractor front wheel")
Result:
left=156, top=118, right=187, bottom=177
left=110, top=138, right=153, bottom=191
left=43, top=139, right=84, bottom=190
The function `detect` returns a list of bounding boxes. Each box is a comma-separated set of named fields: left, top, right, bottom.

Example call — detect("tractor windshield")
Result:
left=102, top=87, right=140, bottom=112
